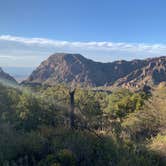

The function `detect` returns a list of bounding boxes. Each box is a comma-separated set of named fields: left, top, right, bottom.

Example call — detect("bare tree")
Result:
left=69, top=88, right=75, bottom=128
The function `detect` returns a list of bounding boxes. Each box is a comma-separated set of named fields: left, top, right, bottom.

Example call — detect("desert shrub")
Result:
left=105, top=89, right=147, bottom=121
left=122, top=87, right=166, bottom=141
left=149, top=134, right=166, bottom=157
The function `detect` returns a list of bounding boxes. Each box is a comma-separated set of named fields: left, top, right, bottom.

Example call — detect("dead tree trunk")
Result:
left=69, top=89, right=75, bottom=128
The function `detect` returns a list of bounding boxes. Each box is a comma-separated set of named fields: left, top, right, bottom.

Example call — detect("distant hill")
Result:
left=3, top=67, right=34, bottom=82
left=0, top=67, right=18, bottom=85
left=22, top=53, right=166, bottom=88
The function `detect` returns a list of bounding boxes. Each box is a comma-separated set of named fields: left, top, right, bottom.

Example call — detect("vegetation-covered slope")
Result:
left=0, top=82, right=166, bottom=165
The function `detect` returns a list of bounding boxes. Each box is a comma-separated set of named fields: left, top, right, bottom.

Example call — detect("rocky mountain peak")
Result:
left=23, top=53, right=166, bottom=88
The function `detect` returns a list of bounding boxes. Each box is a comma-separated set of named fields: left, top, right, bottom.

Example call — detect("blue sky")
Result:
left=1, top=0, right=166, bottom=68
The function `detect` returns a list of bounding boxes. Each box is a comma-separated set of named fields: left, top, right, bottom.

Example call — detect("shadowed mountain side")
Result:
left=0, top=67, right=18, bottom=85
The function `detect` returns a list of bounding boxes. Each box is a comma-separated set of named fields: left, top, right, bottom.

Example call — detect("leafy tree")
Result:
left=105, top=89, right=148, bottom=121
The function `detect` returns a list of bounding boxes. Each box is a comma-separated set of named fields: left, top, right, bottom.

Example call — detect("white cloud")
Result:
left=0, top=34, right=166, bottom=52
left=0, top=35, right=166, bottom=67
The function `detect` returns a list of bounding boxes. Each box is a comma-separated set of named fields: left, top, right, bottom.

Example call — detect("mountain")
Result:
left=3, top=67, right=34, bottom=82
left=22, top=53, right=166, bottom=88
left=113, top=56, right=166, bottom=88
left=0, top=67, right=18, bottom=85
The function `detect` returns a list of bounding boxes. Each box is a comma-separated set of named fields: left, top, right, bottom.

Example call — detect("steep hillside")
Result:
left=114, top=56, right=166, bottom=88
left=0, top=67, right=17, bottom=85
left=23, top=53, right=166, bottom=87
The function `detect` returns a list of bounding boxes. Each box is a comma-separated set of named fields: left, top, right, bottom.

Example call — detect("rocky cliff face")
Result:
left=114, top=56, right=166, bottom=88
left=0, top=67, right=17, bottom=85
left=23, top=53, right=166, bottom=87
